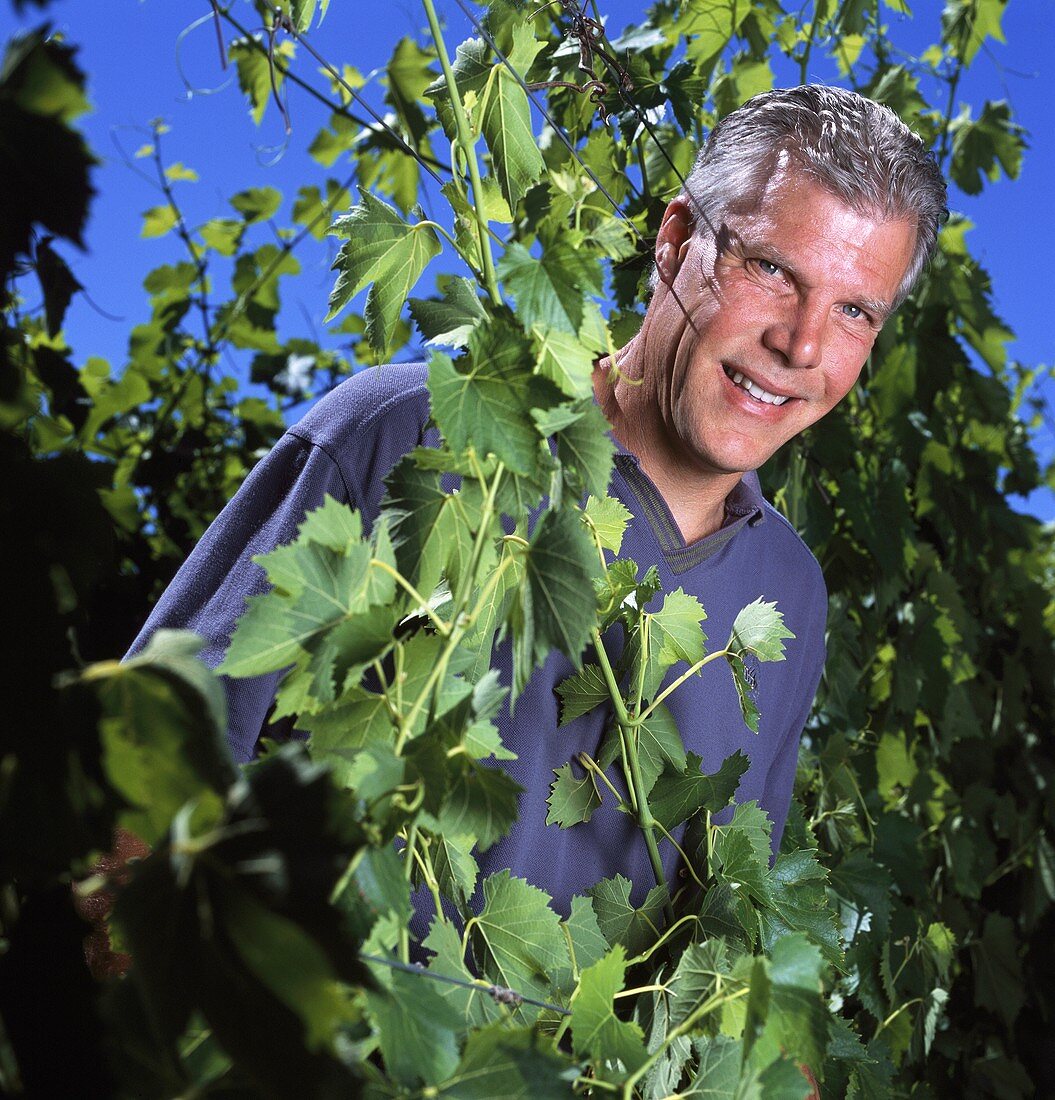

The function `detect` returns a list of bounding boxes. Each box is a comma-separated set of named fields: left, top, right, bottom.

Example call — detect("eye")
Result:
left=756, top=259, right=782, bottom=276
left=841, top=303, right=866, bottom=320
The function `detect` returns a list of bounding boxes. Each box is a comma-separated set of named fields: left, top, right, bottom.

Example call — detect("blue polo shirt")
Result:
left=129, top=364, right=826, bottom=913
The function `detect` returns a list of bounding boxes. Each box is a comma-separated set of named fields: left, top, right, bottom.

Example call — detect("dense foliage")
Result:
left=1, top=0, right=1053, bottom=1096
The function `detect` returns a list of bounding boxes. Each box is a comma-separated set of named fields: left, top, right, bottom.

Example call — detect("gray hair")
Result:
left=666, top=84, right=948, bottom=309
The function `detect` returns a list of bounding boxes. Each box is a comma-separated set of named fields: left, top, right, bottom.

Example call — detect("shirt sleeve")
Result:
left=124, top=433, right=349, bottom=763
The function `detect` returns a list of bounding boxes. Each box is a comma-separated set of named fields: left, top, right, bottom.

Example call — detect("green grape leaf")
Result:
left=441, top=1021, right=573, bottom=1098
left=598, top=703, right=686, bottom=797
left=584, top=494, right=633, bottom=555
left=222, top=540, right=377, bottom=678
left=496, top=241, right=601, bottom=335
left=666, top=939, right=730, bottom=1029
left=437, top=759, right=522, bottom=851
left=384, top=457, right=487, bottom=599
left=971, top=913, right=1026, bottom=1029
left=531, top=324, right=597, bottom=399
left=509, top=507, right=603, bottom=697
left=229, top=37, right=295, bottom=125
left=479, top=27, right=546, bottom=209
left=423, top=918, right=502, bottom=1029
left=555, top=401, right=616, bottom=500
left=685, top=1035, right=743, bottom=1096
left=230, top=186, right=283, bottom=223
left=727, top=654, right=761, bottom=733
left=571, top=945, right=647, bottom=1076
left=950, top=100, right=1025, bottom=195
left=587, top=875, right=669, bottom=956
left=89, top=630, right=232, bottom=845
left=428, top=832, right=479, bottom=910
left=472, top=871, right=570, bottom=1009
left=364, top=965, right=463, bottom=1086
left=750, top=934, right=829, bottom=1084
left=555, top=663, right=610, bottom=724
left=140, top=204, right=178, bottom=239
left=650, top=587, right=709, bottom=667
left=564, top=895, right=609, bottom=978
left=296, top=494, right=362, bottom=552
left=726, top=597, right=794, bottom=662
left=650, top=750, right=750, bottom=831
left=409, top=275, right=486, bottom=348
left=223, top=886, right=351, bottom=1050
left=757, top=849, right=844, bottom=972
left=428, top=320, right=561, bottom=476
left=546, top=762, right=602, bottom=827
left=327, top=189, right=441, bottom=356
left=35, top=237, right=84, bottom=336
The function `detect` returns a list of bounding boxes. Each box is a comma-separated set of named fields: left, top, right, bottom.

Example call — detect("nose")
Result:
left=762, top=298, right=826, bottom=370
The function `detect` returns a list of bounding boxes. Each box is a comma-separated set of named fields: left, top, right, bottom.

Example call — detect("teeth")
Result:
left=725, top=367, right=789, bottom=406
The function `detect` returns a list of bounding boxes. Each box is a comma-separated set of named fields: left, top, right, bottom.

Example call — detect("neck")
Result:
left=594, top=346, right=744, bottom=544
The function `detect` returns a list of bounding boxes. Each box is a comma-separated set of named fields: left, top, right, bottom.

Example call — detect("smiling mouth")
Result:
left=723, top=365, right=791, bottom=406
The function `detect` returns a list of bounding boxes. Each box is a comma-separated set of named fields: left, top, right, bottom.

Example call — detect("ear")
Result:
left=655, top=197, right=694, bottom=286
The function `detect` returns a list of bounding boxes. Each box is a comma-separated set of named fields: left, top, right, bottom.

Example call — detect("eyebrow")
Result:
left=743, top=239, right=893, bottom=322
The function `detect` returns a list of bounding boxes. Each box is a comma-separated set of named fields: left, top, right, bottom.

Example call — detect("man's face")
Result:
left=640, top=170, right=917, bottom=479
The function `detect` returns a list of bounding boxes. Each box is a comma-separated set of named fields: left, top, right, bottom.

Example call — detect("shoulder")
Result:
left=757, top=501, right=825, bottom=591
left=286, top=363, right=430, bottom=455
left=752, top=502, right=828, bottom=643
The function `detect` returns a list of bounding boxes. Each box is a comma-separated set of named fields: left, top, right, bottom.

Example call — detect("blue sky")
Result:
left=13, top=0, right=1055, bottom=518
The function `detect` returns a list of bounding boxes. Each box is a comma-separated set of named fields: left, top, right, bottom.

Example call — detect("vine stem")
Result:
left=370, top=558, right=447, bottom=634
left=395, top=463, right=508, bottom=752
left=590, top=630, right=672, bottom=921
left=635, top=648, right=732, bottom=725
left=421, top=0, right=501, bottom=302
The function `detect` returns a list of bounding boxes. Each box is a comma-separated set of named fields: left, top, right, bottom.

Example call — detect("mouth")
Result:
left=722, top=365, right=793, bottom=406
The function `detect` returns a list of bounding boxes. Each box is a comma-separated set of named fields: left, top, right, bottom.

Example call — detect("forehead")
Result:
left=727, top=169, right=916, bottom=309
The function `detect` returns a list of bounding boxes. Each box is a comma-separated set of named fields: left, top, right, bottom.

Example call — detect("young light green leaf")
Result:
left=531, top=324, right=597, bottom=399
left=650, top=587, right=709, bottom=667
left=726, top=597, right=795, bottom=662
left=584, top=494, right=633, bottom=555
left=650, top=749, right=750, bottom=831
left=230, top=186, right=283, bottom=223
left=546, top=761, right=602, bottom=827
left=326, top=189, right=441, bottom=356
left=570, top=945, right=648, bottom=1076
left=555, top=663, right=610, bottom=725
left=140, top=204, right=178, bottom=239
left=229, top=37, right=295, bottom=125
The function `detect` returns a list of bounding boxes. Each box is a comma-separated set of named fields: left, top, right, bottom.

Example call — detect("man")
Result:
left=129, top=85, right=946, bottom=916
